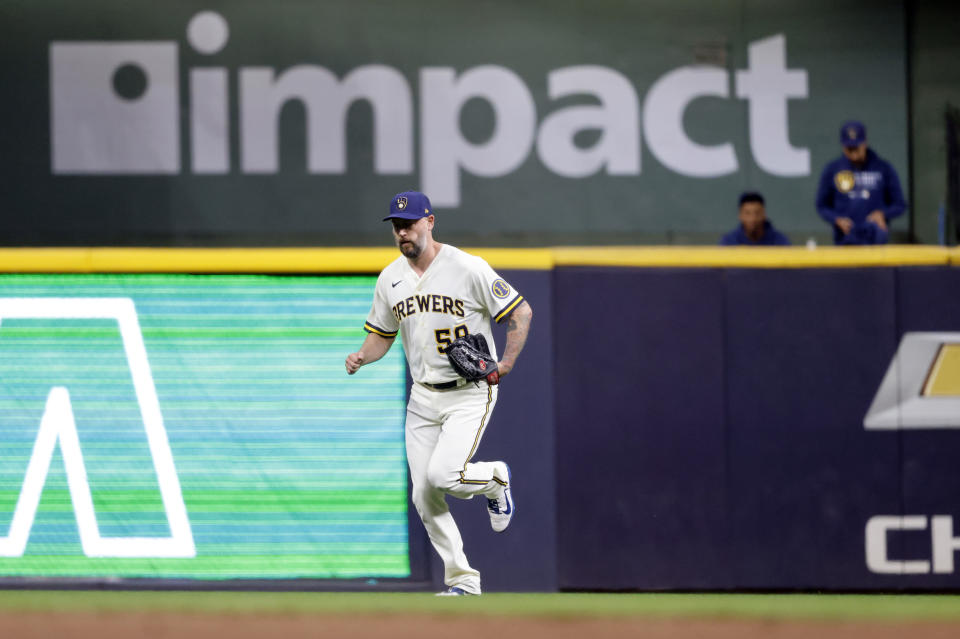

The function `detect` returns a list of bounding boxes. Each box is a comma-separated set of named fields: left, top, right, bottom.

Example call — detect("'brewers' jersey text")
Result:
left=363, top=245, right=523, bottom=385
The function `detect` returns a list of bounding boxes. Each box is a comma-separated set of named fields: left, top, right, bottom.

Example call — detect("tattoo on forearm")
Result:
left=501, top=304, right=532, bottom=367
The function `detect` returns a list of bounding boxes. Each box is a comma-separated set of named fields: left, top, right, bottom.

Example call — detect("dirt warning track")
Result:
left=1, top=612, right=959, bottom=639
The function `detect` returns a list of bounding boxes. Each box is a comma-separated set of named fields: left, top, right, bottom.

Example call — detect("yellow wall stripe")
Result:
left=0, top=245, right=955, bottom=273
left=551, top=245, right=953, bottom=268
left=0, top=248, right=401, bottom=274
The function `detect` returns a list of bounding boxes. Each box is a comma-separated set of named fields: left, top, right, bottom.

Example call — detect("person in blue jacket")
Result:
left=815, top=121, right=907, bottom=245
left=720, top=192, right=791, bottom=246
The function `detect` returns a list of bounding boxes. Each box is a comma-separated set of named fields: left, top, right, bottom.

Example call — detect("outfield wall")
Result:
left=2, top=0, right=910, bottom=246
left=0, top=247, right=958, bottom=591
left=553, top=265, right=960, bottom=590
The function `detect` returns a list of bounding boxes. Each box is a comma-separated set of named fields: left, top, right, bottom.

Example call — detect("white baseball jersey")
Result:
left=363, top=244, right=524, bottom=385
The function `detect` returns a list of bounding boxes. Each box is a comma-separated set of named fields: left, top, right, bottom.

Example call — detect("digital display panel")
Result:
left=0, top=274, right=409, bottom=580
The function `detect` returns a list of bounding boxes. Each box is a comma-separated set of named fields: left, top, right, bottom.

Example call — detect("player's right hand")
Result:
left=835, top=216, right=854, bottom=234
left=345, top=352, right=365, bottom=375
left=866, top=210, right=888, bottom=232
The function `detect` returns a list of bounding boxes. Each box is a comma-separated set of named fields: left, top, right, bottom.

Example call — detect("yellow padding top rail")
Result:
left=553, top=246, right=959, bottom=268
left=0, top=246, right=956, bottom=273
left=0, top=247, right=554, bottom=273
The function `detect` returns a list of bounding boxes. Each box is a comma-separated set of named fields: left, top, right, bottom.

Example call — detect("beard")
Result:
left=399, top=238, right=423, bottom=258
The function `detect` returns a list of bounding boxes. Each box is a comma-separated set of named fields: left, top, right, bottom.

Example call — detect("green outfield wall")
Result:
left=0, top=0, right=910, bottom=246
left=909, top=0, right=960, bottom=244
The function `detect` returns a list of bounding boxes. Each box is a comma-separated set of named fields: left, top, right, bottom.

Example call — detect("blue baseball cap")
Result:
left=840, top=121, right=867, bottom=147
left=383, top=191, right=433, bottom=221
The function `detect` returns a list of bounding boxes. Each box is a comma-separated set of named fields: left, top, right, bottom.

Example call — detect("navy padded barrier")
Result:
left=723, top=268, right=901, bottom=588
left=896, top=267, right=960, bottom=589
left=423, top=265, right=960, bottom=591
left=554, top=268, right=728, bottom=589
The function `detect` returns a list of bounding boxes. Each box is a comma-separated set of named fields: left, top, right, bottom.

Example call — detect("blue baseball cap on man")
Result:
left=840, top=121, right=867, bottom=147
left=383, top=191, right=433, bottom=221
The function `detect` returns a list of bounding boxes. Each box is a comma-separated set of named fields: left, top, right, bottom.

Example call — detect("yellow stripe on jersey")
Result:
left=363, top=322, right=397, bottom=338
left=494, top=295, right=524, bottom=324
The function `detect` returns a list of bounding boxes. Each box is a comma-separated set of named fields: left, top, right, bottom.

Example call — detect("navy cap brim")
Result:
left=383, top=212, right=429, bottom=221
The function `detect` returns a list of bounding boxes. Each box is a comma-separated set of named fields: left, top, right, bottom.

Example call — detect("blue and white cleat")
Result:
left=486, top=462, right=514, bottom=533
left=436, top=587, right=476, bottom=596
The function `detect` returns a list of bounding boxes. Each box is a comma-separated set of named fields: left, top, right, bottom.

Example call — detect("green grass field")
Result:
left=0, top=591, right=958, bottom=621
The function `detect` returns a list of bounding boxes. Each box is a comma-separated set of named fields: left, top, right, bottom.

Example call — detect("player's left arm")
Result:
left=868, top=163, right=908, bottom=231
left=497, top=300, right=532, bottom=377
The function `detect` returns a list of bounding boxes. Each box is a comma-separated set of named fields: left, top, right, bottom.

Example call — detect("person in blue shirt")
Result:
left=720, top=192, right=791, bottom=246
left=815, top=121, right=907, bottom=245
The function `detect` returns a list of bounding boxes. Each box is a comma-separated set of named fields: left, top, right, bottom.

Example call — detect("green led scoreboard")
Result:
left=0, top=274, right=409, bottom=580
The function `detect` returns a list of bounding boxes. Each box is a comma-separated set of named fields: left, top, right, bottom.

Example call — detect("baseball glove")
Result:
left=444, top=333, right=500, bottom=385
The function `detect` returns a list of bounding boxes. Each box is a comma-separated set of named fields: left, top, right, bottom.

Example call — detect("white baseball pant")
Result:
left=405, top=381, right=504, bottom=595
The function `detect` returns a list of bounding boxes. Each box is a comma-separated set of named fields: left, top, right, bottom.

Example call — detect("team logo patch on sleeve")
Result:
left=834, top=171, right=855, bottom=193
left=491, top=279, right=511, bottom=299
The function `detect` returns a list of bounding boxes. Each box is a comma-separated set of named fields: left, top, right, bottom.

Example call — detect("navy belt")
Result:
left=421, top=379, right=468, bottom=391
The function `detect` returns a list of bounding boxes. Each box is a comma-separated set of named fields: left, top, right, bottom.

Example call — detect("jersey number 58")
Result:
left=435, top=325, right=469, bottom=354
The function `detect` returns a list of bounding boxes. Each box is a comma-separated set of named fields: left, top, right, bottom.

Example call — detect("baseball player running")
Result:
left=345, top=190, right=533, bottom=596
